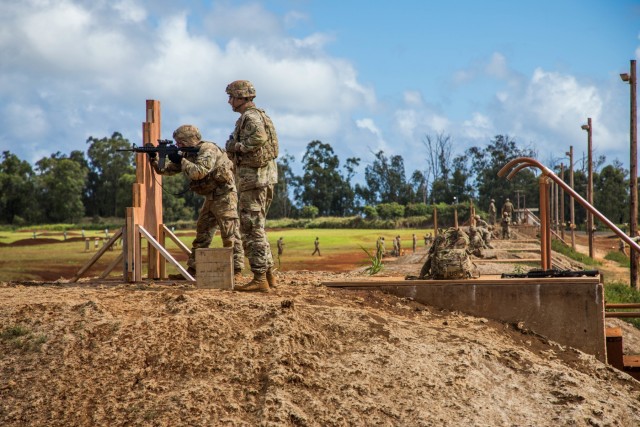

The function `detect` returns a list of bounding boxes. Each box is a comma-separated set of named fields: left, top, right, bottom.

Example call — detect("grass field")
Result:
left=0, top=228, right=432, bottom=281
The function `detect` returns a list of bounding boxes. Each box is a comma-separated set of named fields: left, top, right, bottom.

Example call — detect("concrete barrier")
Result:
left=325, top=275, right=606, bottom=362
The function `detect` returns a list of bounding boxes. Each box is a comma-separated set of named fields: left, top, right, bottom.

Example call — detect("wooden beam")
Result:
left=139, top=225, right=195, bottom=281
left=70, top=228, right=123, bottom=282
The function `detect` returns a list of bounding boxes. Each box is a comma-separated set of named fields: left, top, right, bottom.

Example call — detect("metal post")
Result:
left=566, top=146, right=576, bottom=249
left=588, top=119, right=594, bottom=258
left=560, top=163, right=565, bottom=241
left=622, top=60, right=638, bottom=288
left=539, top=176, right=550, bottom=269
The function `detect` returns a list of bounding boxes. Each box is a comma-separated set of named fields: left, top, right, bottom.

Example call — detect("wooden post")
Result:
left=137, top=100, right=164, bottom=279
left=433, top=206, right=438, bottom=236
left=539, top=176, right=551, bottom=270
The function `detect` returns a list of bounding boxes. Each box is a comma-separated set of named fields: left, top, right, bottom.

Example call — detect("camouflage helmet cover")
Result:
left=226, top=80, right=256, bottom=98
left=173, top=125, right=201, bottom=145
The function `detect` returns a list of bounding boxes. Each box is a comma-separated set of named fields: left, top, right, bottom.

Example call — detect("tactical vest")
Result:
left=188, top=142, right=235, bottom=196
left=235, top=107, right=279, bottom=168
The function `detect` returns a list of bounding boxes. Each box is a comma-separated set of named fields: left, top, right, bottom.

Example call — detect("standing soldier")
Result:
left=501, top=211, right=511, bottom=239
left=149, top=124, right=244, bottom=279
left=225, top=80, right=279, bottom=292
left=412, top=233, right=417, bottom=253
left=488, top=198, right=497, bottom=226
left=277, top=237, right=285, bottom=256
left=396, top=235, right=402, bottom=256
left=312, top=237, right=321, bottom=256
left=392, top=236, right=399, bottom=256
left=501, top=197, right=514, bottom=223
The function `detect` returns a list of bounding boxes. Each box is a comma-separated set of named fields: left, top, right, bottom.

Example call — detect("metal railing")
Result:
left=498, top=157, right=640, bottom=269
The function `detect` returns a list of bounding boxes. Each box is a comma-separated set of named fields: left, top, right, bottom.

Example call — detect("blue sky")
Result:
left=0, top=0, right=639, bottom=182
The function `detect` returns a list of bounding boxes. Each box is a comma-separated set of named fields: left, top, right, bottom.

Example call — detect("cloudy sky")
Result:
left=0, top=0, right=639, bottom=180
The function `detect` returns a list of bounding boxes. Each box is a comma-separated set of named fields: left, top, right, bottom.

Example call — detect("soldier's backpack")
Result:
left=431, top=248, right=478, bottom=279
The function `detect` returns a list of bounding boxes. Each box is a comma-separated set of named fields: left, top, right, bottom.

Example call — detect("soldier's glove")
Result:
left=168, top=151, right=182, bottom=164
left=145, top=143, right=157, bottom=160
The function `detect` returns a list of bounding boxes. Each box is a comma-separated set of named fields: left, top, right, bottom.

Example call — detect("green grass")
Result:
left=551, top=239, right=601, bottom=266
left=605, top=282, right=640, bottom=328
left=604, top=250, right=631, bottom=268
left=0, top=325, right=47, bottom=352
left=0, top=227, right=433, bottom=280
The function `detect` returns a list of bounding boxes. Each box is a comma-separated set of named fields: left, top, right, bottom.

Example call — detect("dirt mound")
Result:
left=2, top=234, right=640, bottom=425
left=1, top=269, right=640, bottom=426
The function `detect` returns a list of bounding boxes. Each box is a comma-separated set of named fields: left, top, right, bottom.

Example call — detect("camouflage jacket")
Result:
left=226, top=105, right=278, bottom=191
left=151, top=141, right=235, bottom=197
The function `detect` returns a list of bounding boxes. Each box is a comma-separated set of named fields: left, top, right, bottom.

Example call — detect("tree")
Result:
left=0, top=151, right=37, bottom=224
left=297, top=141, right=357, bottom=216
left=85, top=132, right=135, bottom=217
left=466, top=135, right=538, bottom=212
left=357, top=150, right=411, bottom=205
left=159, top=174, right=196, bottom=222
left=423, top=132, right=453, bottom=203
left=269, top=153, right=297, bottom=219
left=593, top=161, right=628, bottom=225
left=35, top=155, right=87, bottom=223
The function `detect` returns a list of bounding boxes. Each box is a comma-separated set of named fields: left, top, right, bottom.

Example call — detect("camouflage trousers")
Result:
left=239, top=185, right=275, bottom=274
left=188, top=191, right=244, bottom=272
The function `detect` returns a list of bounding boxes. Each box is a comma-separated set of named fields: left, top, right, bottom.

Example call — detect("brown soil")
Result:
left=2, top=231, right=640, bottom=426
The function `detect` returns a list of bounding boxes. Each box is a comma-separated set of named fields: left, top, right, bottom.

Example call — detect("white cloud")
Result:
left=485, top=52, right=509, bottom=79
left=403, top=91, right=423, bottom=107
left=0, top=1, right=377, bottom=165
left=112, top=0, right=146, bottom=23
left=461, top=113, right=493, bottom=139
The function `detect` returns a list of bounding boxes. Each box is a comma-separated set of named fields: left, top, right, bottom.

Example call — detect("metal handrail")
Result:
left=498, top=157, right=640, bottom=254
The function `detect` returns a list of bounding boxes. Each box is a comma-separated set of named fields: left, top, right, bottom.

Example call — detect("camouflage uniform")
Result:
left=488, top=199, right=497, bottom=226
left=151, top=125, right=244, bottom=274
left=474, top=215, right=494, bottom=249
left=467, top=226, right=486, bottom=258
left=501, top=212, right=511, bottom=239
left=502, top=198, right=514, bottom=223
left=225, top=81, right=279, bottom=277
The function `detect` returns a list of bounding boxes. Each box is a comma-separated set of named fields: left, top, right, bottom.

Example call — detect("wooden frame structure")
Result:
left=71, top=100, right=194, bottom=283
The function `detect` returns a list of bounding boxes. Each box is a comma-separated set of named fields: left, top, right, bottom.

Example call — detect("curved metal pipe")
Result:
left=500, top=157, right=640, bottom=254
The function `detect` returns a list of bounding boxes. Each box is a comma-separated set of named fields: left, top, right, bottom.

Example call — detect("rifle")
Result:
left=117, top=139, right=200, bottom=169
left=501, top=268, right=599, bottom=279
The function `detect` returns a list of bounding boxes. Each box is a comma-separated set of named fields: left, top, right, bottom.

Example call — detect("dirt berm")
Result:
left=1, top=269, right=640, bottom=425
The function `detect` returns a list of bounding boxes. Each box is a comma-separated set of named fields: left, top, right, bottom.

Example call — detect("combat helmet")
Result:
left=226, top=80, right=256, bottom=99
left=173, top=125, right=201, bottom=146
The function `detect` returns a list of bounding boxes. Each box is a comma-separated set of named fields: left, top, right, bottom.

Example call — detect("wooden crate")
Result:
left=195, top=248, right=233, bottom=289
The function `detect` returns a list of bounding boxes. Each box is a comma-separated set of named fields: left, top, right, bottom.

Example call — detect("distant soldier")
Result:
left=501, top=211, right=511, bottom=239
left=312, top=237, right=321, bottom=256
left=425, top=232, right=433, bottom=246
left=396, top=235, right=402, bottom=256
left=619, top=238, right=627, bottom=256
left=467, top=226, right=486, bottom=258
left=488, top=198, right=497, bottom=226
left=412, top=233, right=417, bottom=253
left=277, top=237, right=285, bottom=256
left=392, top=237, right=399, bottom=256
left=379, top=236, right=386, bottom=257
left=474, top=215, right=494, bottom=249
left=376, top=237, right=384, bottom=260
left=501, top=198, right=514, bottom=223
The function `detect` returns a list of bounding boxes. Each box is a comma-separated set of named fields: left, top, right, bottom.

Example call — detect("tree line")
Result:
left=0, top=132, right=632, bottom=229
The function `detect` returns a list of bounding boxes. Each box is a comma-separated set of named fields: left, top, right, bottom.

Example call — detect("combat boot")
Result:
left=236, top=272, right=269, bottom=293
left=266, top=267, right=278, bottom=289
